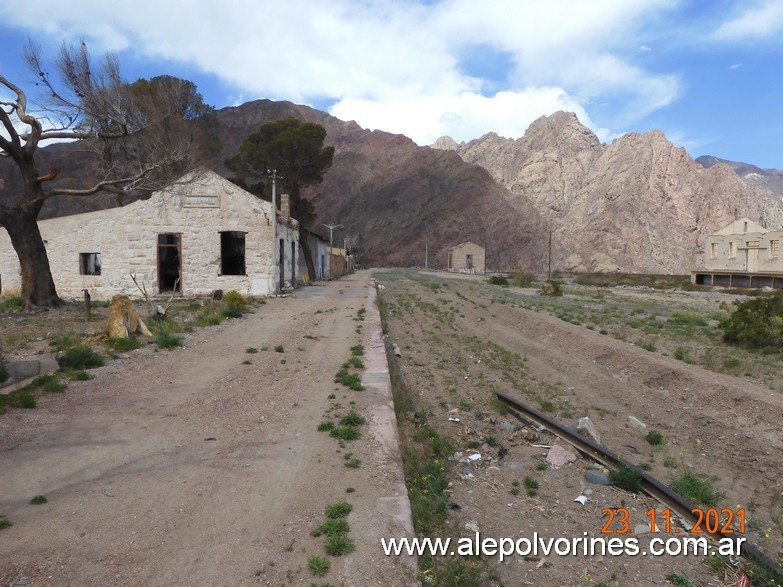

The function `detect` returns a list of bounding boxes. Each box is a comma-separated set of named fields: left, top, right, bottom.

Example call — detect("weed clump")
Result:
left=670, top=470, right=724, bottom=506
left=308, top=555, right=330, bottom=576
left=106, top=337, right=141, bottom=352
left=609, top=465, right=643, bottom=493
left=59, top=345, right=105, bottom=370
left=324, top=501, right=353, bottom=519
left=488, top=275, right=509, bottom=286
left=646, top=430, right=665, bottom=446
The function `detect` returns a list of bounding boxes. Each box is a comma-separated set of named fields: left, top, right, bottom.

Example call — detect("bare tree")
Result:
left=0, top=40, right=212, bottom=307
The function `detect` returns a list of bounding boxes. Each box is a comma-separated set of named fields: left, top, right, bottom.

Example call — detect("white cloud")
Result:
left=713, top=0, right=783, bottom=40
left=0, top=0, right=680, bottom=144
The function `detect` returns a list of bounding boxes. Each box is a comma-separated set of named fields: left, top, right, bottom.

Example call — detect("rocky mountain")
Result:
left=1, top=100, right=548, bottom=271
left=696, top=155, right=783, bottom=202
left=435, top=112, right=783, bottom=273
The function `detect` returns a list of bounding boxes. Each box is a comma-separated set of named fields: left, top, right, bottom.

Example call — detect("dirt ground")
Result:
left=0, top=271, right=415, bottom=586
left=3, top=268, right=783, bottom=587
left=374, top=269, right=783, bottom=586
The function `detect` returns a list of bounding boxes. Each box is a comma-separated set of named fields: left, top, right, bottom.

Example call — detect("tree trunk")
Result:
left=1, top=207, right=63, bottom=308
left=299, top=231, right=317, bottom=283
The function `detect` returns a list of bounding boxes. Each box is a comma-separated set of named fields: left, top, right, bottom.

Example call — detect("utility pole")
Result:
left=322, top=222, right=343, bottom=279
left=269, top=170, right=280, bottom=293
left=548, top=227, right=553, bottom=282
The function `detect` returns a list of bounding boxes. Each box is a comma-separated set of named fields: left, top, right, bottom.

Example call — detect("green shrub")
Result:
left=29, top=495, right=47, bottom=505
left=223, top=290, right=249, bottom=315
left=488, top=275, right=509, bottom=286
left=350, top=344, right=364, bottom=356
left=60, top=345, right=105, bottom=370
left=670, top=470, right=724, bottom=506
left=30, top=374, right=66, bottom=393
left=646, top=430, right=665, bottom=446
left=720, top=294, right=783, bottom=349
left=673, top=346, right=687, bottom=360
left=609, top=465, right=643, bottom=492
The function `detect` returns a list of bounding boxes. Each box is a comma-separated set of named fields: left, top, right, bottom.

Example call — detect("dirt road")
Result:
left=0, top=271, right=416, bottom=586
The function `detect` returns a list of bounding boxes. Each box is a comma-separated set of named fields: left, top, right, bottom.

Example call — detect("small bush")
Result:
left=308, top=555, right=330, bottom=577
left=223, top=290, right=249, bottom=315
left=246, top=347, right=258, bottom=354
left=274, top=345, right=285, bottom=353
left=646, top=430, right=665, bottom=446
left=60, top=345, right=105, bottom=370
left=609, top=465, right=643, bottom=493
left=350, top=344, right=364, bottom=356
left=0, top=517, right=13, bottom=530
left=106, top=337, right=142, bottom=352
left=19, top=394, right=36, bottom=409
left=29, top=495, right=47, bottom=505
left=523, top=476, right=539, bottom=497
left=348, top=357, right=364, bottom=369
left=673, top=347, right=687, bottom=361
left=488, top=275, right=509, bottom=286
left=484, top=435, right=498, bottom=447
left=720, top=294, right=783, bottom=349
left=317, top=421, right=335, bottom=432
left=539, top=280, right=563, bottom=297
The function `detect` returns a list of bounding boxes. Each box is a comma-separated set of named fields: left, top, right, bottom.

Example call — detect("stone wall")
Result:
left=0, top=169, right=298, bottom=300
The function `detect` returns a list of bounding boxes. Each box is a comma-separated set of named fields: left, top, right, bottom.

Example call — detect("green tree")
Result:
left=0, top=41, right=216, bottom=307
left=227, top=116, right=335, bottom=281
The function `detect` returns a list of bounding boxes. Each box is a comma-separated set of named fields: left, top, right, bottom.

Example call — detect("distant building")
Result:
left=0, top=169, right=299, bottom=299
left=447, top=242, right=485, bottom=274
left=692, top=217, right=783, bottom=288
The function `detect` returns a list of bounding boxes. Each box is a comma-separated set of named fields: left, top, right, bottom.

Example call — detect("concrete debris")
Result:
left=626, top=415, right=647, bottom=432
left=574, top=416, right=601, bottom=444
left=573, top=495, right=588, bottom=506
left=465, top=521, right=480, bottom=533
left=546, top=444, right=578, bottom=468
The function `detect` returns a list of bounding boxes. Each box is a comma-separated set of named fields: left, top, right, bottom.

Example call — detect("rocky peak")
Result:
left=431, top=136, right=459, bottom=150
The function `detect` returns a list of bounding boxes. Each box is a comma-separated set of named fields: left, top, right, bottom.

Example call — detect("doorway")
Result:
left=158, top=233, right=182, bottom=292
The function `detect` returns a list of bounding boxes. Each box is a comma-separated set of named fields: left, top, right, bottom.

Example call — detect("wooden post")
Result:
left=83, top=289, right=91, bottom=321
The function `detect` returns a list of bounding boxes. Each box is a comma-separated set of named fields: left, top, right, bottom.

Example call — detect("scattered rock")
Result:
left=546, top=444, right=578, bottom=468
left=626, top=415, right=647, bottom=432
left=574, top=416, right=601, bottom=444
left=499, top=420, right=516, bottom=433
left=585, top=470, right=612, bottom=485
left=465, top=520, right=480, bottom=533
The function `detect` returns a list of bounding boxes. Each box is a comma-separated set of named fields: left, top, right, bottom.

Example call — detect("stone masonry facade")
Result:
left=0, top=169, right=298, bottom=300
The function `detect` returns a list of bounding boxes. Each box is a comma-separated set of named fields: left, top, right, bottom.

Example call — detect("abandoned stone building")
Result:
left=692, top=217, right=783, bottom=288
left=447, top=242, right=485, bottom=274
left=0, top=169, right=299, bottom=300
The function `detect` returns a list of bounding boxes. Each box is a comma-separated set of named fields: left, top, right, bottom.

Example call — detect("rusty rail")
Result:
left=495, top=391, right=783, bottom=582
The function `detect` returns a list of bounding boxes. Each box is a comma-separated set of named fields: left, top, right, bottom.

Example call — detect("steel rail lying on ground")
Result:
left=495, top=391, right=783, bottom=582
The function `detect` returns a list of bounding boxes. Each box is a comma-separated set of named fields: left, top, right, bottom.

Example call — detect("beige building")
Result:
left=693, top=217, right=783, bottom=288
left=0, top=169, right=299, bottom=300
left=447, top=242, right=485, bottom=274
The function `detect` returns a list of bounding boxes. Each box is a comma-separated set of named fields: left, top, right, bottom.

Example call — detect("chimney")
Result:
left=280, top=193, right=290, bottom=220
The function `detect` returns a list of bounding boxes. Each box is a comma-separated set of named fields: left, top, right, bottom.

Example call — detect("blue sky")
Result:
left=2, top=0, right=782, bottom=168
